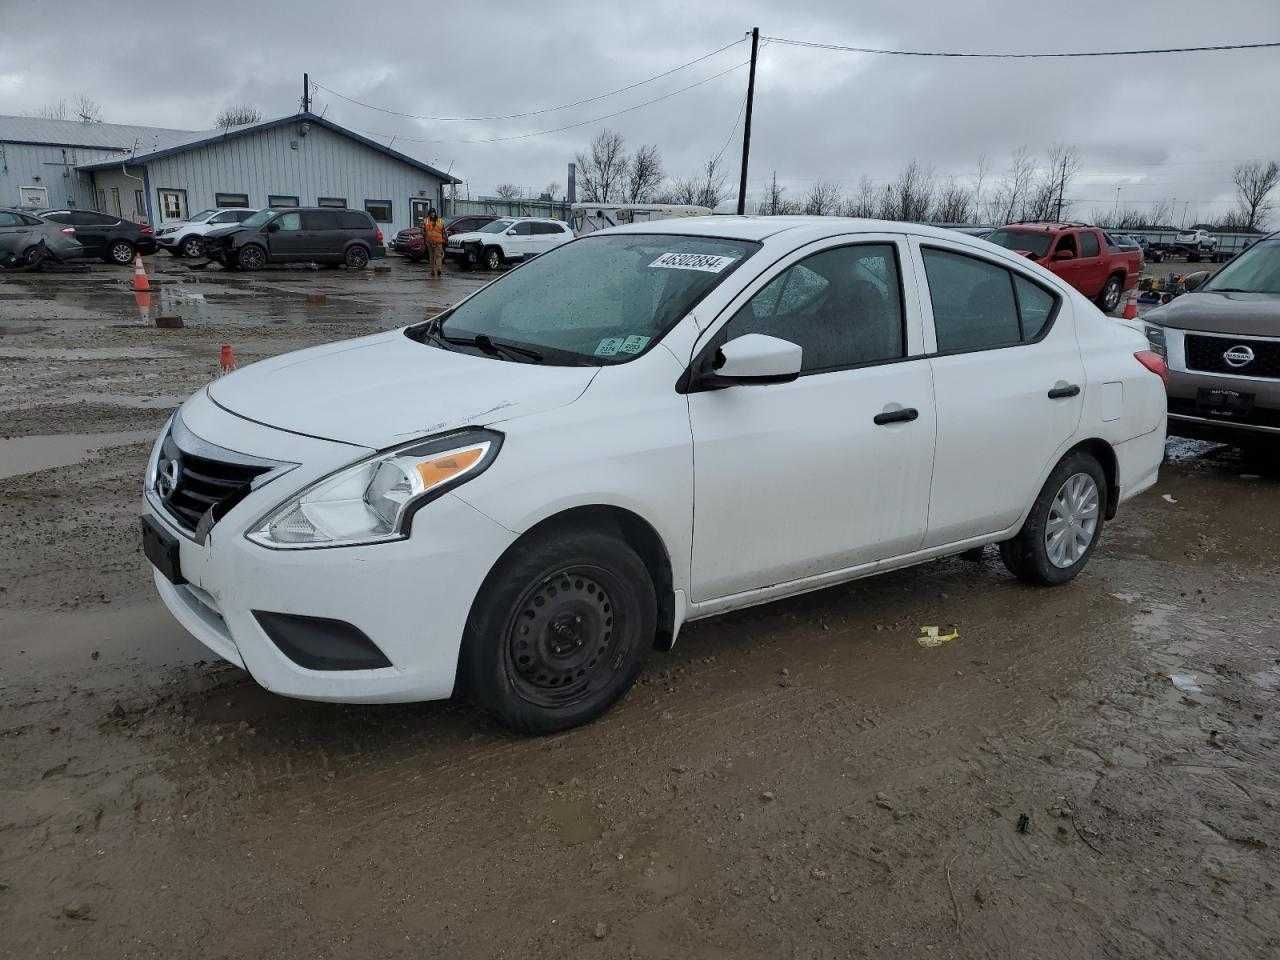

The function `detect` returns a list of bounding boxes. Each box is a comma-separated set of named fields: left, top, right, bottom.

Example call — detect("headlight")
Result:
left=1144, top=324, right=1168, bottom=361
left=246, top=430, right=502, bottom=549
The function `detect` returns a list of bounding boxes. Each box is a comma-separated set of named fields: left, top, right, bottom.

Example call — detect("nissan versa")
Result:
left=142, top=217, right=1167, bottom=733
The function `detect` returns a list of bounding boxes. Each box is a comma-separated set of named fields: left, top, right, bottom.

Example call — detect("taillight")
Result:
left=1135, top=350, right=1168, bottom=386
left=375, top=227, right=384, bottom=244
left=60, top=226, right=75, bottom=234
left=139, top=224, right=154, bottom=235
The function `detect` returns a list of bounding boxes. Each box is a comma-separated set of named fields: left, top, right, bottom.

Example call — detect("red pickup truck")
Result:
left=985, top=222, right=1143, bottom=313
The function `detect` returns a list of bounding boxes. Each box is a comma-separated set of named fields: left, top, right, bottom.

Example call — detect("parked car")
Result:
left=1136, top=233, right=1279, bottom=448
left=36, top=209, right=156, bottom=264
left=202, top=207, right=385, bottom=270
left=0, top=207, right=84, bottom=267
left=986, top=222, right=1143, bottom=312
left=155, top=208, right=258, bottom=258
left=445, top=217, right=573, bottom=271
left=393, top=215, right=499, bottom=262
left=1177, top=227, right=1218, bottom=261
left=142, top=217, right=1166, bottom=733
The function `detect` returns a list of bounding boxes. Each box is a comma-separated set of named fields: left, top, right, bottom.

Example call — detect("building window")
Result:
left=134, top=189, right=146, bottom=218
left=158, top=188, right=187, bottom=221
left=364, top=199, right=392, bottom=223
left=110, top=187, right=122, bottom=217
left=215, top=192, right=249, bottom=208
left=268, top=194, right=299, bottom=208
left=317, top=196, right=347, bottom=208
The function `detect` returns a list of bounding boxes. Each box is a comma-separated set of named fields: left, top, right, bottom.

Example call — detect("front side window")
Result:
left=479, top=219, right=514, bottom=234
left=923, top=247, right=1059, bottom=352
left=512, top=221, right=535, bottom=236
left=189, top=209, right=217, bottom=223
left=240, top=209, right=275, bottom=229
left=436, top=234, right=758, bottom=365
left=364, top=200, right=392, bottom=223
left=719, top=244, right=906, bottom=373
left=274, top=212, right=302, bottom=231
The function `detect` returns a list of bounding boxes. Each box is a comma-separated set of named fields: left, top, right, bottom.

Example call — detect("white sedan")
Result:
left=142, top=217, right=1167, bottom=732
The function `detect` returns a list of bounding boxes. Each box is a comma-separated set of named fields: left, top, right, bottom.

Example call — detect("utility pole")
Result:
left=736, top=27, right=760, bottom=216
left=302, top=73, right=311, bottom=113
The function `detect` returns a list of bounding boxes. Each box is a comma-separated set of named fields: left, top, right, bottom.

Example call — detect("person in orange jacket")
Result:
left=423, top=209, right=447, bottom=279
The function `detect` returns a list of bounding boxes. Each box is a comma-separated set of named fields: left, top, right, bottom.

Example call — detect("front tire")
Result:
left=236, top=244, right=266, bottom=271
left=1096, top=275, right=1123, bottom=312
left=483, top=246, right=504, bottom=271
left=462, top=528, right=655, bottom=734
left=179, top=235, right=204, bottom=258
left=999, top=450, right=1107, bottom=586
left=107, top=239, right=135, bottom=265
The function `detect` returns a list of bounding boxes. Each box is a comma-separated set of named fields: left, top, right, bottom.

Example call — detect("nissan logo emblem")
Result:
left=155, top=456, right=181, bottom=500
left=1223, top=345, right=1255, bottom=368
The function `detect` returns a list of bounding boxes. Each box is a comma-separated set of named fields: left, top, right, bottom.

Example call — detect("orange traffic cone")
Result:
left=131, top=253, right=151, bottom=292
left=1121, top=285, right=1138, bottom=320
left=219, top=343, right=237, bottom=375
left=134, top=290, right=152, bottom=322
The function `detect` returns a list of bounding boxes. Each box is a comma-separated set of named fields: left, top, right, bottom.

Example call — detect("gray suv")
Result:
left=1141, top=234, right=1280, bottom=447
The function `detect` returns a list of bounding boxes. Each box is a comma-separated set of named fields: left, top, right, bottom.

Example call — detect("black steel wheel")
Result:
left=484, top=246, right=503, bottom=271
left=462, top=527, right=655, bottom=733
left=237, top=244, right=266, bottom=271
left=345, top=245, right=370, bottom=269
left=108, top=239, right=135, bottom=265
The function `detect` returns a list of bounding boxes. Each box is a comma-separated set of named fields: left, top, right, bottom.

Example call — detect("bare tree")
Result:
left=540, top=182, right=561, bottom=201
left=757, top=171, right=786, bottom=215
left=574, top=129, right=628, bottom=203
left=842, top=176, right=880, bottom=218
left=493, top=183, right=522, bottom=201
left=802, top=180, right=843, bottom=216
left=972, top=153, right=990, bottom=222
left=215, top=104, right=262, bottom=130
left=931, top=177, right=973, bottom=224
left=623, top=143, right=664, bottom=203
left=879, top=160, right=935, bottom=221
left=987, top=147, right=1037, bottom=224
left=1038, top=143, right=1080, bottom=221
left=1231, top=159, right=1280, bottom=231
left=692, top=155, right=728, bottom=209
left=28, top=99, right=69, bottom=120
left=74, top=94, right=102, bottom=123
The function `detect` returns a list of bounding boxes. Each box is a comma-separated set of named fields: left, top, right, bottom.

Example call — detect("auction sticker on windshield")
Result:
left=649, top=252, right=738, bottom=273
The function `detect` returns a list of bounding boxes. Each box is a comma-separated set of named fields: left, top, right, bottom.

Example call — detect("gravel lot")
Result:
left=2, top=255, right=1278, bottom=959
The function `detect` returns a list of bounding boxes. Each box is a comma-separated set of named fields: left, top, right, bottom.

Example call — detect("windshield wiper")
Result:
left=443, top=332, right=544, bottom=364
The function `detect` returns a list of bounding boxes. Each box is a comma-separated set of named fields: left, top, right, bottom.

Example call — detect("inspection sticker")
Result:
left=594, top=337, right=625, bottom=357
left=619, top=335, right=650, bottom=354
left=649, top=252, right=737, bottom=273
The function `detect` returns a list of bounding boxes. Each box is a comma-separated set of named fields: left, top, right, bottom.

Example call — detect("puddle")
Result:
left=0, top=429, right=155, bottom=480
left=60, top=391, right=184, bottom=410
left=0, top=346, right=182, bottom=361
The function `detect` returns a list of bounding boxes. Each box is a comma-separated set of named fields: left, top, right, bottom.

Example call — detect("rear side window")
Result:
left=302, top=211, right=342, bottom=230
left=338, top=211, right=373, bottom=230
left=42, top=212, right=72, bottom=224
left=923, top=247, right=1060, bottom=352
left=534, top=222, right=566, bottom=234
left=1080, top=232, right=1100, bottom=257
left=721, top=243, right=905, bottom=373
left=0, top=211, right=21, bottom=226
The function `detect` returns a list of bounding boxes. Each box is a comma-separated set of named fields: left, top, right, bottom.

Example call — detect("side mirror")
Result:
left=506, top=229, right=517, bottom=236
left=1182, top=271, right=1209, bottom=291
left=709, top=334, right=803, bottom=385
left=1053, top=248, right=1074, bottom=261
left=265, top=221, right=280, bottom=233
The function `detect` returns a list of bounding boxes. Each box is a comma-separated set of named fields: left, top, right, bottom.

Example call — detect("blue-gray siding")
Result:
left=0, top=141, right=125, bottom=209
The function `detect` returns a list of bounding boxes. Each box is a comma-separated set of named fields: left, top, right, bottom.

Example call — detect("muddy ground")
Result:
left=1, top=256, right=1278, bottom=959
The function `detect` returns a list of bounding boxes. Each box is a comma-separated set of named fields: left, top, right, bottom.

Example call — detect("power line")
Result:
left=327, top=60, right=749, bottom=146
left=762, top=35, right=1280, bottom=59
left=312, top=38, right=745, bottom=123
left=712, top=90, right=749, bottom=169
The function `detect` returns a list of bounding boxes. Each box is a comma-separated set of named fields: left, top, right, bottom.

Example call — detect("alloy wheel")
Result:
left=110, top=241, right=134, bottom=265
left=1045, top=472, right=1099, bottom=568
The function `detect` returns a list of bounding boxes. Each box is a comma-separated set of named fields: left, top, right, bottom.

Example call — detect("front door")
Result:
left=689, top=238, right=936, bottom=601
left=913, top=240, right=1085, bottom=546
left=410, top=199, right=433, bottom=228
left=265, top=211, right=307, bottom=261
left=507, top=220, right=537, bottom=258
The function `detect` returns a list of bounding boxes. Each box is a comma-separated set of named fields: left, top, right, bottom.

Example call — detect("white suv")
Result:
left=156, top=207, right=257, bottom=258
left=446, top=216, right=573, bottom=270
left=142, top=217, right=1167, bottom=733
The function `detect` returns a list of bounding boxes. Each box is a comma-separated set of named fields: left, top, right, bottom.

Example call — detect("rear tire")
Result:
left=345, top=245, right=370, bottom=269
left=107, top=239, right=135, bottom=266
left=461, top=528, right=655, bottom=734
left=999, top=450, right=1107, bottom=586
left=23, top=244, right=47, bottom=270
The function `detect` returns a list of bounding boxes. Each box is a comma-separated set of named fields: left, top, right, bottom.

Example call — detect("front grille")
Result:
left=154, top=423, right=279, bottom=534
left=1184, top=333, right=1280, bottom=378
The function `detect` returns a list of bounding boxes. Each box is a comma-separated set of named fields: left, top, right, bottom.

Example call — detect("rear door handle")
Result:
left=873, top=406, right=919, bottom=426
left=1047, top=383, right=1081, bottom=399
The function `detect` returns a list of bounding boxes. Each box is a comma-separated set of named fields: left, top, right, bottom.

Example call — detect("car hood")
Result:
left=449, top=231, right=492, bottom=243
left=1144, top=290, right=1280, bottom=337
left=206, top=329, right=598, bottom=446
left=204, top=224, right=247, bottom=240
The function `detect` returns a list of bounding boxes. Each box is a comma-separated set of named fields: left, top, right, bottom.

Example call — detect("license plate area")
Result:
left=141, top=515, right=185, bottom=585
left=1196, top=387, right=1254, bottom=418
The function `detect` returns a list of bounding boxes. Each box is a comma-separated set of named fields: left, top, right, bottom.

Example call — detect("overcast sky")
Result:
left=2, top=0, right=1278, bottom=223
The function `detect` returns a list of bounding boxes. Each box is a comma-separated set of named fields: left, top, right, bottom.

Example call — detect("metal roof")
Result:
left=75, top=112, right=461, bottom=183
left=0, top=114, right=196, bottom=152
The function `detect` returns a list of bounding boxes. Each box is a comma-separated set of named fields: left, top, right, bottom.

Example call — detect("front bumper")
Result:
left=144, top=392, right=518, bottom=703
left=135, top=237, right=158, bottom=254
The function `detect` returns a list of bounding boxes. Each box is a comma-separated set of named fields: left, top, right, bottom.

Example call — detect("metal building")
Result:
left=2, top=112, right=460, bottom=236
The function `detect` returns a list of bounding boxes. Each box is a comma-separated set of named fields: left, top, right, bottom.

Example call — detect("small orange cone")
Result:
left=1121, top=284, right=1139, bottom=320
left=134, top=290, right=152, bottom=321
left=131, top=252, right=151, bottom=292
left=219, top=343, right=237, bottom=375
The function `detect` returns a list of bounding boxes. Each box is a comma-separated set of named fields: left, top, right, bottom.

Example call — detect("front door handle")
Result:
left=873, top=406, right=919, bottom=426
left=1047, top=383, right=1081, bottom=399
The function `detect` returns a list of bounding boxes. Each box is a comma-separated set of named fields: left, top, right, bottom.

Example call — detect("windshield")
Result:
left=986, top=229, right=1053, bottom=257
left=240, top=209, right=275, bottom=228
left=478, top=219, right=514, bottom=234
left=1204, top=238, right=1280, bottom=294
left=189, top=209, right=217, bottom=223
left=437, top=233, right=759, bottom=364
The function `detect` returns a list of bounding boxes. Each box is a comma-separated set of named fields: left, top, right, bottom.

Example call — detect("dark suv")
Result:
left=392, top=215, right=498, bottom=262
left=203, top=208, right=385, bottom=270
left=37, top=209, right=157, bottom=265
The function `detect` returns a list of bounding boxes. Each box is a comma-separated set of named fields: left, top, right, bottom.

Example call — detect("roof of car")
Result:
left=602, top=215, right=1000, bottom=245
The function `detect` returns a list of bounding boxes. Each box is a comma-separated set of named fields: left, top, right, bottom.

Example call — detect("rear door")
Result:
left=913, top=239, right=1084, bottom=546
left=70, top=211, right=111, bottom=256
left=0, top=210, right=29, bottom=258
left=301, top=210, right=339, bottom=258
left=1075, top=229, right=1107, bottom=296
